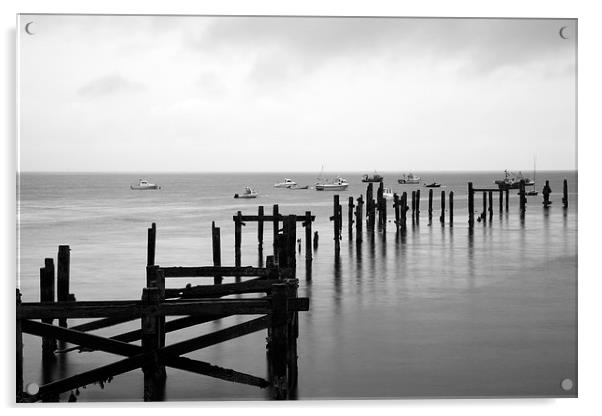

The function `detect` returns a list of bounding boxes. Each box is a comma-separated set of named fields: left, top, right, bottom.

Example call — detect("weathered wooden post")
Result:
left=488, top=190, right=493, bottom=220
left=258, top=206, right=264, bottom=250
left=348, top=197, right=354, bottom=240
left=366, top=183, right=375, bottom=231
left=273, top=204, right=279, bottom=255
left=356, top=195, right=364, bottom=242
left=16, top=289, right=23, bottom=402
left=468, top=182, right=474, bottom=227
left=57, top=245, right=70, bottom=328
left=331, top=195, right=341, bottom=256
left=505, top=188, right=509, bottom=212
left=401, top=192, right=408, bottom=230
left=415, top=189, right=420, bottom=222
left=270, top=283, right=289, bottom=399
left=542, top=180, right=552, bottom=208
left=499, top=189, right=503, bottom=213
left=235, top=211, right=243, bottom=268
left=440, top=191, right=446, bottom=225
left=482, top=191, right=487, bottom=221
left=141, top=287, right=163, bottom=401
left=519, top=180, right=526, bottom=216
left=449, top=191, right=454, bottom=225
left=146, top=265, right=166, bottom=382
left=562, top=179, right=568, bottom=208
left=393, top=193, right=400, bottom=230
left=40, top=258, right=56, bottom=356
left=428, top=189, right=433, bottom=221
left=411, top=191, right=416, bottom=223
left=286, top=281, right=299, bottom=392
left=304, top=211, right=312, bottom=263
left=147, top=222, right=156, bottom=266
left=377, top=182, right=384, bottom=227
left=212, top=221, right=222, bottom=284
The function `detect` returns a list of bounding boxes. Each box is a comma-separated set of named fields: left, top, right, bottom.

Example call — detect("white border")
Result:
left=2, top=1, right=600, bottom=415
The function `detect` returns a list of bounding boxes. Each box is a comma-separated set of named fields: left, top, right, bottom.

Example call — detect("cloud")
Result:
left=192, top=17, right=575, bottom=78
left=77, top=74, right=145, bottom=97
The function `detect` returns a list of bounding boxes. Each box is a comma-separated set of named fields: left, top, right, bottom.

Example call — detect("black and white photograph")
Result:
left=14, top=12, right=578, bottom=403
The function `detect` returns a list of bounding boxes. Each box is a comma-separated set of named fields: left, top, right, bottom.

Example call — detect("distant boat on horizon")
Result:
left=130, top=178, right=161, bottom=190
left=274, top=178, right=297, bottom=188
left=361, top=172, right=384, bottom=183
left=398, top=173, right=421, bottom=184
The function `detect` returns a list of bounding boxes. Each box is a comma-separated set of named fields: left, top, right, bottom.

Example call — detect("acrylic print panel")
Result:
left=16, top=14, right=577, bottom=402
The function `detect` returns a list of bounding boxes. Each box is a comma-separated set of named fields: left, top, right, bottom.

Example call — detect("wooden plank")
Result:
left=160, top=297, right=309, bottom=316
left=68, top=316, right=136, bottom=332
left=40, top=259, right=56, bottom=356
left=160, top=315, right=272, bottom=358
left=18, top=301, right=143, bottom=320
left=164, top=278, right=273, bottom=299
left=234, top=215, right=314, bottom=222
left=162, top=266, right=270, bottom=278
left=164, top=356, right=269, bottom=388
left=24, top=355, right=145, bottom=402
left=22, top=320, right=141, bottom=357
left=473, top=188, right=503, bottom=192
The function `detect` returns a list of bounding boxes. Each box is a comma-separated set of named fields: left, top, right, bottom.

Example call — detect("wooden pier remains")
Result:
left=17, top=220, right=310, bottom=402
left=563, top=179, right=568, bottom=208
left=355, top=195, right=364, bottom=243
left=331, top=195, right=342, bottom=256
left=439, top=191, right=446, bottom=225
left=428, top=189, right=433, bottom=221
left=348, top=197, right=354, bottom=240
left=543, top=180, right=552, bottom=208
left=232, top=208, right=315, bottom=267
left=366, top=183, right=376, bottom=231
left=449, top=191, right=454, bottom=225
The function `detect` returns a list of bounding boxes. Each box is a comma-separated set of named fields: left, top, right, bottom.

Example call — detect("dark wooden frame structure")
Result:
left=16, top=222, right=309, bottom=403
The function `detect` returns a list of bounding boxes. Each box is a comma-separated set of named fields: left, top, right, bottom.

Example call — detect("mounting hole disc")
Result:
left=560, top=378, right=574, bottom=391
left=25, top=383, right=39, bottom=395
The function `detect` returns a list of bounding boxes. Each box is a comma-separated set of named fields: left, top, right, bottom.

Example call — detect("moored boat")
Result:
left=130, top=179, right=161, bottom=190
left=274, top=178, right=297, bottom=188
left=234, top=187, right=258, bottom=199
left=494, top=170, right=535, bottom=189
left=425, top=182, right=441, bottom=188
left=362, top=173, right=384, bottom=183
left=398, top=173, right=421, bottom=184
left=315, top=177, right=349, bottom=191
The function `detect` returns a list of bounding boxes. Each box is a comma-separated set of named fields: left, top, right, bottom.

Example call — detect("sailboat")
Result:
left=526, top=158, right=538, bottom=196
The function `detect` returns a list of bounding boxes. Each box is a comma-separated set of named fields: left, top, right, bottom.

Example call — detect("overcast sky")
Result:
left=18, top=15, right=576, bottom=172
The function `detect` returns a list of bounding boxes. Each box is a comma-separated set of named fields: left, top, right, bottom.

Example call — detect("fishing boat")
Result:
left=494, top=170, right=535, bottom=190
left=398, top=173, right=421, bottom=184
left=289, top=184, right=309, bottom=190
left=273, top=178, right=297, bottom=188
left=425, top=182, right=441, bottom=188
left=315, top=177, right=349, bottom=191
left=130, top=179, right=161, bottom=190
left=383, top=188, right=394, bottom=200
left=361, top=172, right=384, bottom=183
left=234, top=187, right=258, bottom=199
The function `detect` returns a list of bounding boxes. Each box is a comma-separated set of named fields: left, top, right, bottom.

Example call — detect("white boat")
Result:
left=273, top=178, right=297, bottom=188
left=315, top=177, right=349, bottom=191
left=398, top=173, right=421, bottom=184
left=234, top=186, right=258, bottom=199
left=130, top=179, right=161, bottom=190
left=494, top=170, right=535, bottom=189
left=383, top=188, right=394, bottom=200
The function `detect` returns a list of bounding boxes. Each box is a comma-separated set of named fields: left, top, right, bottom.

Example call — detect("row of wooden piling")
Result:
left=332, top=178, right=571, bottom=249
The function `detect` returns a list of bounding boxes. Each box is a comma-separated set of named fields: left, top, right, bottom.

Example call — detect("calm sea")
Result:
left=17, top=171, right=578, bottom=400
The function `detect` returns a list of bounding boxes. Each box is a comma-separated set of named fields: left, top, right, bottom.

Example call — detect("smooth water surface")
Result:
left=17, top=171, right=577, bottom=400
